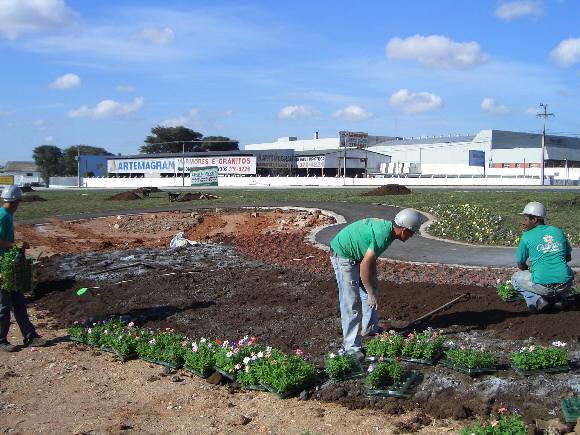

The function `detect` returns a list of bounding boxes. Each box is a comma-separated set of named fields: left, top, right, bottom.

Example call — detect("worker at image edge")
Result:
left=511, top=201, right=574, bottom=314
left=329, top=208, right=422, bottom=359
left=0, top=185, right=47, bottom=352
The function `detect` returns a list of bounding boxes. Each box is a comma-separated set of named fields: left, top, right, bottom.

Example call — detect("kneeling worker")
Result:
left=511, top=201, right=574, bottom=313
left=330, top=209, right=422, bottom=358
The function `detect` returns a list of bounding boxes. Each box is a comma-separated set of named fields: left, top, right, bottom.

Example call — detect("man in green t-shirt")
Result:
left=511, top=201, right=574, bottom=314
left=0, top=186, right=46, bottom=352
left=330, top=208, right=423, bottom=357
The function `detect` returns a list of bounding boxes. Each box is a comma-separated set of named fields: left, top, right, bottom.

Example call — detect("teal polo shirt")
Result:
left=330, top=218, right=395, bottom=261
left=0, top=207, right=14, bottom=257
left=515, top=224, right=573, bottom=284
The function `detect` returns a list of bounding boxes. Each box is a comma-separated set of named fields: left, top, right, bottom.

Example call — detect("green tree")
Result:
left=140, top=126, right=203, bottom=153
left=200, top=136, right=239, bottom=151
left=61, top=145, right=112, bottom=176
left=32, top=145, right=63, bottom=186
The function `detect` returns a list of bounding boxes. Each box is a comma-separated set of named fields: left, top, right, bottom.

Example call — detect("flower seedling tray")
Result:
left=440, top=359, right=497, bottom=377
left=322, top=369, right=367, bottom=388
left=100, top=346, right=136, bottom=362
left=213, top=367, right=236, bottom=382
left=511, top=363, right=571, bottom=376
left=560, top=397, right=580, bottom=423
left=367, top=371, right=419, bottom=399
left=140, top=356, right=181, bottom=369
left=183, top=367, right=213, bottom=379
left=401, top=350, right=444, bottom=366
left=68, top=336, right=87, bottom=344
left=261, top=382, right=313, bottom=399
left=241, top=384, right=269, bottom=392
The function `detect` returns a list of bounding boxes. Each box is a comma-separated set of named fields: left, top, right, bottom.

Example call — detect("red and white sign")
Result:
left=180, top=156, right=256, bottom=174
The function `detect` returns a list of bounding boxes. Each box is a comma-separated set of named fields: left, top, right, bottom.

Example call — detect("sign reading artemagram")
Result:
left=339, top=131, right=368, bottom=149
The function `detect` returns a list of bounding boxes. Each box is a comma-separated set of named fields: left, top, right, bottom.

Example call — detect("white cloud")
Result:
left=116, top=84, right=135, bottom=93
left=551, top=38, right=580, bottom=67
left=332, top=105, right=373, bottom=121
left=481, top=97, right=512, bottom=114
left=49, top=73, right=80, bottom=89
left=526, top=106, right=539, bottom=116
left=68, top=97, right=144, bottom=119
left=33, top=119, right=48, bottom=128
left=0, top=0, right=78, bottom=39
left=134, top=27, right=175, bottom=45
left=160, top=108, right=200, bottom=128
left=44, top=136, right=55, bottom=143
left=278, top=105, right=319, bottom=119
left=388, top=89, right=443, bottom=114
left=385, top=34, right=488, bottom=69
left=495, top=1, right=543, bottom=21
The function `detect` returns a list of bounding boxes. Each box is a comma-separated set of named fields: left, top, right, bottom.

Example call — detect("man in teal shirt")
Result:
left=511, top=201, right=574, bottom=313
left=330, top=208, right=422, bottom=357
left=0, top=186, right=46, bottom=352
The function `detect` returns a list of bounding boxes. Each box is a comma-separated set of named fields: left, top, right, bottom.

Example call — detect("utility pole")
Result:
left=77, top=145, right=81, bottom=188
left=182, top=142, right=185, bottom=187
left=536, top=103, right=554, bottom=186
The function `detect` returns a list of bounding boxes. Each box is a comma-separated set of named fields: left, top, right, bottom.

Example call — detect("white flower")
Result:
left=551, top=341, right=567, bottom=348
left=266, top=346, right=272, bottom=353
left=200, top=337, right=207, bottom=343
left=128, top=322, right=134, bottom=328
left=191, top=342, right=198, bottom=352
left=243, top=357, right=251, bottom=364
left=257, top=351, right=264, bottom=358
left=328, top=352, right=336, bottom=359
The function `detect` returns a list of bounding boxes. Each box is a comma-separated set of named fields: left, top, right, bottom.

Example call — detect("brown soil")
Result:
left=107, top=191, right=142, bottom=201
left=178, top=192, right=219, bottom=201
left=20, top=186, right=35, bottom=193
left=20, top=194, right=46, bottom=202
left=2, top=208, right=579, bottom=434
left=360, top=184, right=412, bottom=196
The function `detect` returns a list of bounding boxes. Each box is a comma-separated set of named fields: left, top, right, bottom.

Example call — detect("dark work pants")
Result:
left=0, top=289, right=36, bottom=344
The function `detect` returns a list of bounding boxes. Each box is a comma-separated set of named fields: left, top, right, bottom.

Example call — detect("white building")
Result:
left=245, top=130, right=580, bottom=180
left=1, top=161, right=43, bottom=186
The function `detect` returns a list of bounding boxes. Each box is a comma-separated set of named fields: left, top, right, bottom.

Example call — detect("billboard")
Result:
left=108, top=158, right=177, bottom=173
left=468, top=150, right=485, bottom=167
left=339, top=131, right=368, bottom=148
left=0, top=175, right=15, bottom=185
left=296, top=156, right=325, bottom=169
left=190, top=166, right=219, bottom=186
left=180, top=156, right=256, bottom=174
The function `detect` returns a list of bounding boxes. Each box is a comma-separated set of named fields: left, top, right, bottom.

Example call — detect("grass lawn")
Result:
left=16, top=188, right=580, bottom=246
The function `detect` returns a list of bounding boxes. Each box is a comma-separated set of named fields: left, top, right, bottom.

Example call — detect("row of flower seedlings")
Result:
left=362, top=328, right=572, bottom=377
left=67, top=319, right=318, bottom=399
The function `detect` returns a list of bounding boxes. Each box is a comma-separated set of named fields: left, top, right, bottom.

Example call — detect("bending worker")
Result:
left=0, top=185, right=46, bottom=352
left=511, top=201, right=574, bottom=314
left=329, top=209, right=422, bottom=358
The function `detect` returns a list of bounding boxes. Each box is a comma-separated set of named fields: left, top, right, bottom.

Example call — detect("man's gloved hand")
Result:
left=367, top=294, right=378, bottom=311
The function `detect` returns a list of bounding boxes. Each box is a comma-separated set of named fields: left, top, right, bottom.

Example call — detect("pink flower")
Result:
left=498, top=407, right=508, bottom=414
left=295, top=349, right=304, bottom=356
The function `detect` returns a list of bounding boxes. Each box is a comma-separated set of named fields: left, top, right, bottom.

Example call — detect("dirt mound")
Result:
left=20, top=194, right=46, bottom=202
left=133, top=187, right=161, bottom=193
left=21, top=186, right=35, bottom=193
left=177, top=192, right=219, bottom=201
left=360, top=184, right=412, bottom=196
left=107, top=191, right=142, bottom=201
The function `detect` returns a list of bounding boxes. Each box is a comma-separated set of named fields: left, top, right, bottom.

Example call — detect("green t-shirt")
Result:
left=515, top=224, right=573, bottom=285
left=330, top=218, right=395, bottom=261
left=0, top=208, right=14, bottom=257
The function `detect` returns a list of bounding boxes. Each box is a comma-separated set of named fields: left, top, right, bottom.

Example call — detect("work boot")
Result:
left=528, top=298, right=549, bottom=314
left=0, top=342, right=18, bottom=352
left=24, top=336, right=48, bottom=347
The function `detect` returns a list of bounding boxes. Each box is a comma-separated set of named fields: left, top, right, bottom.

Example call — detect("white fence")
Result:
left=43, top=174, right=579, bottom=189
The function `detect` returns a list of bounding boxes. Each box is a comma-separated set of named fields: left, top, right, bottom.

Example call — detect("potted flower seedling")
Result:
left=68, top=322, right=90, bottom=344
left=460, top=408, right=527, bottom=435
left=213, top=336, right=264, bottom=381
left=366, top=330, right=404, bottom=360
left=444, top=344, right=497, bottom=376
left=324, top=350, right=364, bottom=381
left=234, top=346, right=272, bottom=391
left=367, top=360, right=417, bottom=398
left=511, top=341, right=570, bottom=375
left=400, top=328, right=445, bottom=364
left=496, top=279, right=521, bottom=302
left=98, top=320, right=142, bottom=361
left=136, top=328, right=188, bottom=368
left=258, top=348, right=318, bottom=398
left=183, top=338, right=217, bottom=378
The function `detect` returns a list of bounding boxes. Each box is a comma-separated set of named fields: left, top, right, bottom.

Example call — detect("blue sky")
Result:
left=1, top=0, right=580, bottom=163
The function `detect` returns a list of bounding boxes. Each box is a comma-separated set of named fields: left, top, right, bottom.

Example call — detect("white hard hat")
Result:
left=1, top=185, right=22, bottom=202
left=394, top=208, right=422, bottom=233
left=520, top=202, right=546, bottom=218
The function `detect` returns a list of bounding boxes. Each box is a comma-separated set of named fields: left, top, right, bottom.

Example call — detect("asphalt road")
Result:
left=21, top=200, right=579, bottom=269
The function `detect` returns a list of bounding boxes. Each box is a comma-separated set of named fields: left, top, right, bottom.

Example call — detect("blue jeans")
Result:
left=331, top=255, right=379, bottom=353
left=0, top=289, right=37, bottom=344
left=511, top=270, right=572, bottom=310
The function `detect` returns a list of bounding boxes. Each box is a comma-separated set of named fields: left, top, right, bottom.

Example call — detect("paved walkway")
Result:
left=21, top=200, right=579, bottom=268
